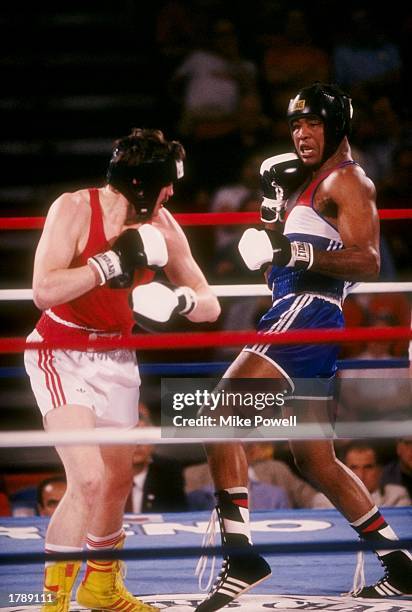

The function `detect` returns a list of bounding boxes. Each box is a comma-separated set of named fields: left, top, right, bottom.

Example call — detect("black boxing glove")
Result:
left=238, top=227, right=313, bottom=270
left=260, top=153, right=307, bottom=224
left=88, top=225, right=168, bottom=288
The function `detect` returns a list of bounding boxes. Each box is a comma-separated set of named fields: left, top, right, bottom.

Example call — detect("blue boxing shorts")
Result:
left=243, top=293, right=344, bottom=398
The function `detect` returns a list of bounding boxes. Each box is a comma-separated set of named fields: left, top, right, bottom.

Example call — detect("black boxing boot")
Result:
left=195, top=488, right=271, bottom=612
left=349, top=507, right=412, bottom=598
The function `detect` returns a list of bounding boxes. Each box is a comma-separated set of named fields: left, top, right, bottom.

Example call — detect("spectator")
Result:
left=37, top=476, right=67, bottom=517
left=212, top=191, right=262, bottom=278
left=184, top=442, right=326, bottom=509
left=209, top=152, right=263, bottom=264
left=126, top=420, right=188, bottom=513
left=0, top=476, right=11, bottom=516
left=172, top=17, right=257, bottom=138
left=171, top=17, right=258, bottom=189
left=337, top=311, right=410, bottom=425
left=155, top=1, right=201, bottom=71
left=187, top=472, right=290, bottom=511
left=351, top=95, right=402, bottom=190
left=235, top=93, right=275, bottom=155
left=9, top=475, right=67, bottom=517
left=332, top=7, right=402, bottom=97
left=340, top=442, right=410, bottom=507
left=262, top=8, right=330, bottom=93
left=10, top=487, right=38, bottom=517
left=378, top=141, right=412, bottom=276
left=382, top=438, right=412, bottom=500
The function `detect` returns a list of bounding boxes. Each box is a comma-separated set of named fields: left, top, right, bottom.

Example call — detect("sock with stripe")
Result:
left=215, top=487, right=252, bottom=550
left=350, top=506, right=412, bottom=570
left=86, top=528, right=124, bottom=552
left=84, top=528, right=124, bottom=574
left=77, top=528, right=158, bottom=610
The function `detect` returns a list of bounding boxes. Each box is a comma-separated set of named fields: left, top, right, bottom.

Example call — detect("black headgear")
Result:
left=106, top=148, right=184, bottom=220
left=287, top=83, right=353, bottom=161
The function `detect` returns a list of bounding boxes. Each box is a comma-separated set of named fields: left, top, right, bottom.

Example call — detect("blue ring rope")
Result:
left=0, top=359, right=409, bottom=378
left=1, top=537, right=412, bottom=565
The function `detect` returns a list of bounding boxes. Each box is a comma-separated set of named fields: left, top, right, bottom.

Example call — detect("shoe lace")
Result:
left=195, top=508, right=218, bottom=592
left=348, top=551, right=366, bottom=596
left=116, top=561, right=130, bottom=594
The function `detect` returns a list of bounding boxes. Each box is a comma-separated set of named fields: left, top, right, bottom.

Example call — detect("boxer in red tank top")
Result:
left=24, top=128, right=220, bottom=612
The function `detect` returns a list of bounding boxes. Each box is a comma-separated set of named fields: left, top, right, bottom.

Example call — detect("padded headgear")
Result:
left=106, top=140, right=184, bottom=220
left=287, top=82, right=353, bottom=161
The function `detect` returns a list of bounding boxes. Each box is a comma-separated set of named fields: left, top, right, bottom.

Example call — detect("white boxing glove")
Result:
left=238, top=227, right=313, bottom=271
left=138, top=224, right=168, bottom=268
left=238, top=228, right=274, bottom=271
left=132, top=282, right=197, bottom=328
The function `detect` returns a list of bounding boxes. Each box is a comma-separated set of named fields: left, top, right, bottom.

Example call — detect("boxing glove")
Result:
left=260, top=152, right=307, bottom=224
left=88, top=224, right=168, bottom=288
left=238, top=227, right=313, bottom=271
left=131, top=281, right=197, bottom=331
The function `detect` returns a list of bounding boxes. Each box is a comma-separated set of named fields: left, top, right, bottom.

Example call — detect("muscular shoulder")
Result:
left=323, top=163, right=376, bottom=205
left=46, top=189, right=91, bottom=229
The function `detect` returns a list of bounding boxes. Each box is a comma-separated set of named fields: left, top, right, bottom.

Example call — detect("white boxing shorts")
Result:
left=24, top=329, right=140, bottom=428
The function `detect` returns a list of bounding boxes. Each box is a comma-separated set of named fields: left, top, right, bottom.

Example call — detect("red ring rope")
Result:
left=1, top=326, right=411, bottom=353
left=0, top=209, right=411, bottom=230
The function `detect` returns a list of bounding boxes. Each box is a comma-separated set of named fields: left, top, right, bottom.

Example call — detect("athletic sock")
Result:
left=350, top=506, right=412, bottom=564
left=84, top=528, right=124, bottom=574
left=86, top=527, right=124, bottom=552
left=44, top=542, right=83, bottom=567
left=215, top=487, right=252, bottom=549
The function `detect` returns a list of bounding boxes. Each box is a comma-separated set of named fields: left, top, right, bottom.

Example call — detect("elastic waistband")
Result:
left=36, top=312, right=123, bottom=346
left=45, top=309, right=105, bottom=333
left=270, top=269, right=344, bottom=303
left=272, top=292, right=342, bottom=309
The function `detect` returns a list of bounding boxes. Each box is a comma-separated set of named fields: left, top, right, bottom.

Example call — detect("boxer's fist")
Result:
left=238, top=228, right=313, bottom=271
left=131, top=281, right=197, bottom=331
left=260, top=153, right=307, bottom=224
left=88, top=225, right=168, bottom=288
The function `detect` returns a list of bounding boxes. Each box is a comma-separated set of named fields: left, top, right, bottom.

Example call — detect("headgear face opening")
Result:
left=106, top=139, right=184, bottom=220
left=287, top=83, right=353, bottom=162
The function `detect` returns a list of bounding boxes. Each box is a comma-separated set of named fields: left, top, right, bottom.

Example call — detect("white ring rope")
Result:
left=1, top=281, right=411, bottom=448
left=212, top=282, right=412, bottom=297
left=0, top=421, right=411, bottom=448
left=1, top=282, right=412, bottom=301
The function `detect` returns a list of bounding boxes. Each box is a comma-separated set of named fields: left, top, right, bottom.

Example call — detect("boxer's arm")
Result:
left=32, top=194, right=99, bottom=310
left=155, top=210, right=220, bottom=323
left=310, top=170, right=380, bottom=281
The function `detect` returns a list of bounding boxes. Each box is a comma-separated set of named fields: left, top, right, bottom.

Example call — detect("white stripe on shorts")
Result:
left=250, top=294, right=314, bottom=355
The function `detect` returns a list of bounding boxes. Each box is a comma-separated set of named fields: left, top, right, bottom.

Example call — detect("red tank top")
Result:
left=37, top=188, right=154, bottom=341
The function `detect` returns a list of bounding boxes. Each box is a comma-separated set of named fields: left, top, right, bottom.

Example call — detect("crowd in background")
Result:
left=2, top=436, right=412, bottom=517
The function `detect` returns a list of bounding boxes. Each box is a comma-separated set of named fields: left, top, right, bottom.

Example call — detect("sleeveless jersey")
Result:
left=267, top=161, right=356, bottom=302
left=36, top=188, right=154, bottom=341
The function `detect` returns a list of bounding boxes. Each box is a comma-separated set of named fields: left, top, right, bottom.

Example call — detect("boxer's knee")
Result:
left=69, top=467, right=105, bottom=508
left=291, top=442, right=336, bottom=480
left=102, top=466, right=133, bottom=499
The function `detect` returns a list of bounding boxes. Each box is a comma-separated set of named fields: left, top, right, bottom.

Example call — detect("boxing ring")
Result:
left=1, top=210, right=412, bottom=611
left=1, top=508, right=412, bottom=611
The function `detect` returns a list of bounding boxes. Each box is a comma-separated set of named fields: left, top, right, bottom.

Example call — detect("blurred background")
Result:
left=0, top=0, right=411, bottom=515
